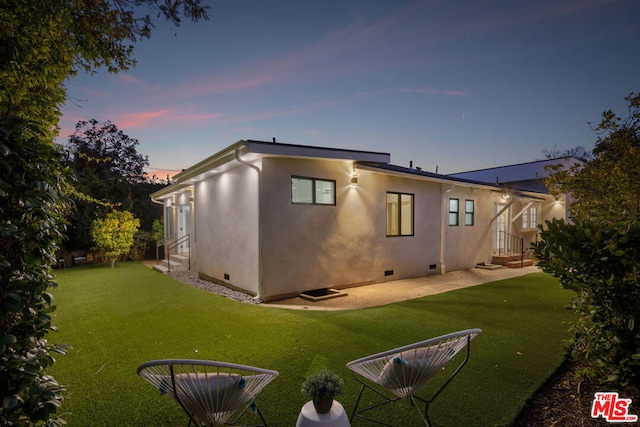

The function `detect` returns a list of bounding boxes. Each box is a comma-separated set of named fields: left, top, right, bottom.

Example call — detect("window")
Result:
left=386, top=192, right=414, bottom=236
left=448, top=198, right=459, bottom=226
left=465, top=200, right=475, bottom=226
left=522, top=205, right=539, bottom=230
left=291, top=177, right=336, bottom=205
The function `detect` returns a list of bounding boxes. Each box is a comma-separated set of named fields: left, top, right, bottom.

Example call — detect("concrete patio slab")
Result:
left=265, top=266, right=542, bottom=310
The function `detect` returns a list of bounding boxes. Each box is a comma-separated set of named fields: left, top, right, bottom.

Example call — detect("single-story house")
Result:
left=151, top=140, right=568, bottom=302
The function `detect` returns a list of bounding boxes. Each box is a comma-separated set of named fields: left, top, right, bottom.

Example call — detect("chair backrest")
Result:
left=346, top=329, right=482, bottom=398
left=137, top=359, right=278, bottom=426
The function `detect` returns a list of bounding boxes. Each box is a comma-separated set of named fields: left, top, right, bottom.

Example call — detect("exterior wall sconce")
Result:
left=350, top=173, right=358, bottom=186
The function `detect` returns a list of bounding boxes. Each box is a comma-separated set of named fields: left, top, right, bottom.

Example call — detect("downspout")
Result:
left=440, top=185, right=455, bottom=274
left=234, top=148, right=263, bottom=301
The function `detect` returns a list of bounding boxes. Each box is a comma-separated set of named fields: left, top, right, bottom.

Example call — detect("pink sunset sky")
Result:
left=59, top=0, right=640, bottom=178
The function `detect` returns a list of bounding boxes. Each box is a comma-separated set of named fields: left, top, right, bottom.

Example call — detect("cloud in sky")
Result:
left=116, top=109, right=174, bottom=129
left=150, top=0, right=613, bottom=106
left=115, top=74, right=159, bottom=92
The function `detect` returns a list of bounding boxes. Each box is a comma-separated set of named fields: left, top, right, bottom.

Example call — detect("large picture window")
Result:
left=465, top=200, right=475, bottom=226
left=291, top=176, right=336, bottom=205
left=386, top=192, right=414, bottom=236
left=449, top=198, right=459, bottom=226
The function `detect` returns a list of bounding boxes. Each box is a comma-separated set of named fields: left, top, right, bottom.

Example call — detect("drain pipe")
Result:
left=234, top=148, right=263, bottom=301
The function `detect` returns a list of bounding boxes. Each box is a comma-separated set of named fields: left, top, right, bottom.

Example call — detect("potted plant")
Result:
left=301, top=370, right=345, bottom=414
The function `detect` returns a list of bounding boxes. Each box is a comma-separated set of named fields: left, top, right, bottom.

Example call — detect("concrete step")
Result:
left=475, top=263, right=504, bottom=270
left=160, top=258, right=188, bottom=272
left=506, top=259, right=535, bottom=268
left=492, top=254, right=524, bottom=265
left=152, top=264, right=169, bottom=274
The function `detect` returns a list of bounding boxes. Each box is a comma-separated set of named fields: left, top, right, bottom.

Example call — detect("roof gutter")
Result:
left=234, top=148, right=263, bottom=301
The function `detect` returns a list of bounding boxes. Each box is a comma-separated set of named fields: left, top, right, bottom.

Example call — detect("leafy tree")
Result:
left=152, top=218, right=164, bottom=243
left=534, top=92, right=640, bottom=398
left=91, top=210, right=140, bottom=268
left=61, top=119, right=163, bottom=250
left=63, top=119, right=149, bottom=186
left=1, top=1, right=209, bottom=424
left=544, top=93, right=640, bottom=220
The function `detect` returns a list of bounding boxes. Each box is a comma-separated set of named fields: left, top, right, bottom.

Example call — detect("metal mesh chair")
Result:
left=137, top=359, right=279, bottom=426
left=346, top=328, right=482, bottom=426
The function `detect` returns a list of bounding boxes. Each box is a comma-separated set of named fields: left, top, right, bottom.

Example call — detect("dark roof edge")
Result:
left=244, top=139, right=390, bottom=157
left=358, top=162, right=502, bottom=188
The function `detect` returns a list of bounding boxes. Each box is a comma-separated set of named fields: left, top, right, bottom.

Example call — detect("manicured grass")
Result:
left=49, top=262, right=576, bottom=426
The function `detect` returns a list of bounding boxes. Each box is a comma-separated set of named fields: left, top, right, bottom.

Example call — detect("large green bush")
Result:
left=536, top=92, right=640, bottom=398
left=0, top=118, right=71, bottom=425
left=534, top=217, right=640, bottom=397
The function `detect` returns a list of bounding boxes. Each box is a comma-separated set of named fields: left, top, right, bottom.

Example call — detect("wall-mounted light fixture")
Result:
left=350, top=173, right=359, bottom=186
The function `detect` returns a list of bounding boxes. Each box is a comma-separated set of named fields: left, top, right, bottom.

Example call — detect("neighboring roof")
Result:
left=447, top=157, right=584, bottom=184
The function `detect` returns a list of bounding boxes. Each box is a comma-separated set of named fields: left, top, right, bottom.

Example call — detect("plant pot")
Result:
left=313, top=398, right=333, bottom=414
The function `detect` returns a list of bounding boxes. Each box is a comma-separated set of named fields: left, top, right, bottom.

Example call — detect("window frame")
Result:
left=386, top=191, right=415, bottom=237
left=465, top=199, right=475, bottom=226
left=522, top=204, right=539, bottom=230
left=291, top=176, right=336, bottom=206
left=448, top=198, right=459, bottom=226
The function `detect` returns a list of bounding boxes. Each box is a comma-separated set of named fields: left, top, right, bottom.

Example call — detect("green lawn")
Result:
left=48, top=262, right=576, bottom=426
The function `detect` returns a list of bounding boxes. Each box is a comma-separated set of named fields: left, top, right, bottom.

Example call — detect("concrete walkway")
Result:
left=265, top=266, right=542, bottom=310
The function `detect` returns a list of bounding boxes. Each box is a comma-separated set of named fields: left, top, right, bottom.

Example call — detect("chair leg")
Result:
left=409, top=396, right=431, bottom=427
left=349, top=382, right=404, bottom=426
left=224, top=400, right=269, bottom=427
left=350, top=384, right=367, bottom=422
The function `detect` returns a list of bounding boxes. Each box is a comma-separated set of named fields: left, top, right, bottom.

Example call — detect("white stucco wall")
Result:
left=185, top=154, right=568, bottom=302
left=441, top=186, right=495, bottom=272
left=259, top=157, right=443, bottom=300
left=194, top=163, right=260, bottom=295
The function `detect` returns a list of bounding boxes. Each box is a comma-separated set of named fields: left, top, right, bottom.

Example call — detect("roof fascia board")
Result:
left=356, top=164, right=499, bottom=190
left=173, top=140, right=246, bottom=182
left=150, top=141, right=247, bottom=200
left=494, top=189, right=548, bottom=201
left=150, top=181, right=193, bottom=200
left=245, top=140, right=390, bottom=163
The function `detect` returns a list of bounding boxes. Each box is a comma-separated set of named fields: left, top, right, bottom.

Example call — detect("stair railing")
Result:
left=497, top=230, right=525, bottom=268
left=156, top=234, right=175, bottom=265
left=165, top=234, right=190, bottom=272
